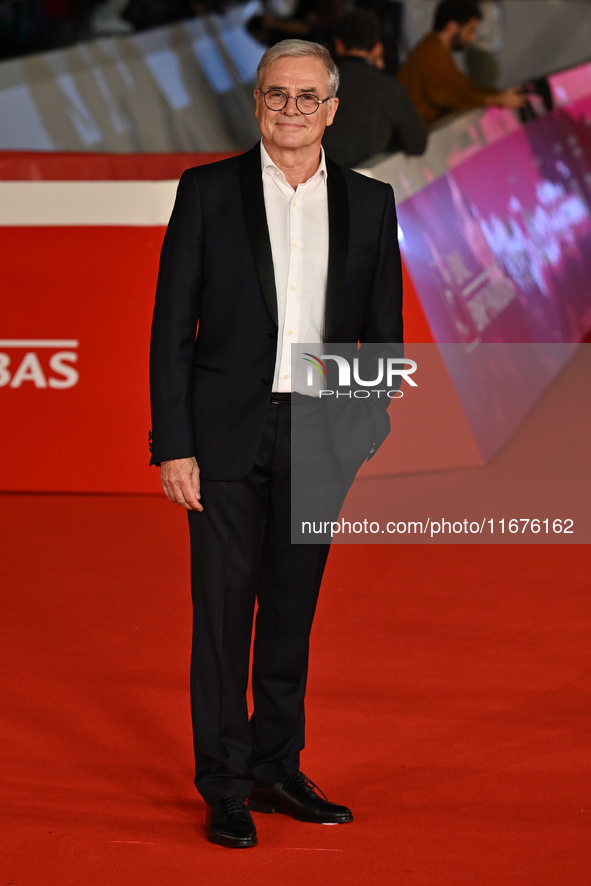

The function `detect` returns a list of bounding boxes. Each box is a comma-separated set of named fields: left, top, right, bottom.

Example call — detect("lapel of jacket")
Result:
left=325, top=158, right=349, bottom=340
left=239, top=144, right=278, bottom=326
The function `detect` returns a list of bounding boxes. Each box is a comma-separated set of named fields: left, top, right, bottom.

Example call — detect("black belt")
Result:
left=270, top=392, right=292, bottom=405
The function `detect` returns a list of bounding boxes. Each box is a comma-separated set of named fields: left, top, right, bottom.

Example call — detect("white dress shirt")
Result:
left=260, top=142, right=329, bottom=393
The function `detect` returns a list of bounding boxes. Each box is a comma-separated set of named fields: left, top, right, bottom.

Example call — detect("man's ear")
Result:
left=440, top=21, right=457, bottom=47
left=369, top=40, right=385, bottom=69
left=334, top=37, right=346, bottom=56
left=326, top=96, right=339, bottom=126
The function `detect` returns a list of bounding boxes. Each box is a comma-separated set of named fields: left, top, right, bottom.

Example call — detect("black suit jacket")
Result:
left=149, top=143, right=403, bottom=480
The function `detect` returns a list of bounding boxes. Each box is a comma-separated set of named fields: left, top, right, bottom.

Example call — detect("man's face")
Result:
left=254, top=56, right=338, bottom=154
left=449, top=17, right=480, bottom=51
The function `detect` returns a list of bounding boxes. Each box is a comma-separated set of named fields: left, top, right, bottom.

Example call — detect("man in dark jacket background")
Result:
left=323, top=9, right=426, bottom=167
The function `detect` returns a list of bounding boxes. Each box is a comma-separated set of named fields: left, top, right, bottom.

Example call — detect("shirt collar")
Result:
left=260, top=140, right=327, bottom=184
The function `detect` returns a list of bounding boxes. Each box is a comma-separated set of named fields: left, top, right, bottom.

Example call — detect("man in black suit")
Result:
left=149, top=39, right=403, bottom=848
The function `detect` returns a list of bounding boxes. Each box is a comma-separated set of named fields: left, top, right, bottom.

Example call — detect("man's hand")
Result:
left=160, top=457, right=203, bottom=511
left=494, top=86, right=529, bottom=111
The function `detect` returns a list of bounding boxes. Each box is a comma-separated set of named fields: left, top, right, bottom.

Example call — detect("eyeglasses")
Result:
left=261, top=89, right=333, bottom=115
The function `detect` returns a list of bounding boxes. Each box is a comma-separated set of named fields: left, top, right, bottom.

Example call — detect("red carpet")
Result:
left=1, top=489, right=590, bottom=884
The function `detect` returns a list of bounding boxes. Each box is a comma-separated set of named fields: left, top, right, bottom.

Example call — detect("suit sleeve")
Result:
left=360, top=183, right=404, bottom=454
left=361, top=182, right=403, bottom=346
left=149, top=169, right=203, bottom=466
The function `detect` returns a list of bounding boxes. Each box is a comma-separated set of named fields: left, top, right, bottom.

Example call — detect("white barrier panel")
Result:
left=0, top=4, right=264, bottom=153
left=0, top=180, right=175, bottom=225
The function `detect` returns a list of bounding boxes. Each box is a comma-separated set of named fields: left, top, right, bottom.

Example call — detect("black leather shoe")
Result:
left=206, top=797, right=258, bottom=848
left=247, top=771, right=353, bottom=823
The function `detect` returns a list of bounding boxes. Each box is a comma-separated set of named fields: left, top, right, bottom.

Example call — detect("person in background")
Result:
left=465, top=0, right=503, bottom=89
left=397, top=0, right=525, bottom=126
left=322, top=9, right=426, bottom=167
left=247, top=0, right=347, bottom=49
left=355, top=0, right=406, bottom=74
left=121, top=0, right=204, bottom=31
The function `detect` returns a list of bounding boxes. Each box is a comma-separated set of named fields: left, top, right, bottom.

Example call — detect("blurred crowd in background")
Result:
left=0, top=0, right=227, bottom=58
left=0, top=0, right=99, bottom=55
left=0, top=0, right=528, bottom=167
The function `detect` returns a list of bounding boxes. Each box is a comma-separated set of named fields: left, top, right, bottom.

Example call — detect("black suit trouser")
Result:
left=187, top=400, right=342, bottom=804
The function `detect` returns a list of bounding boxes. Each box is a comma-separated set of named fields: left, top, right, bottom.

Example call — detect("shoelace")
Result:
left=290, top=771, right=329, bottom=801
left=221, top=797, right=248, bottom=817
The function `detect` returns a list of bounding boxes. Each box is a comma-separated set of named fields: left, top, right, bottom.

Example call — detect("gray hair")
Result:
left=256, top=39, right=340, bottom=96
